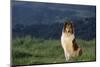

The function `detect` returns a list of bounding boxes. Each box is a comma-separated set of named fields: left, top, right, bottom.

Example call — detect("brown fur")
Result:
left=72, top=39, right=79, bottom=51
left=64, top=21, right=74, bottom=34
left=72, top=39, right=82, bottom=56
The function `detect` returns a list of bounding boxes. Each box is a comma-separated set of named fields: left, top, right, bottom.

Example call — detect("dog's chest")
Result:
left=61, top=33, right=75, bottom=46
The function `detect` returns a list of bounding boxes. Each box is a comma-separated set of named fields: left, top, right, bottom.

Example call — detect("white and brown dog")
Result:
left=61, top=21, right=82, bottom=61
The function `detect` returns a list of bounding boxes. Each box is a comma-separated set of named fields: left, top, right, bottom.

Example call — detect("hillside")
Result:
left=12, top=19, right=96, bottom=40
left=12, top=1, right=96, bottom=40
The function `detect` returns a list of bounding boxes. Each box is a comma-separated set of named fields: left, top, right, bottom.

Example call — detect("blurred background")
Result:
left=12, top=1, right=96, bottom=40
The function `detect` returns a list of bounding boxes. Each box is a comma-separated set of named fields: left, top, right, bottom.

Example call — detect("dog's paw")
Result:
left=77, top=48, right=82, bottom=56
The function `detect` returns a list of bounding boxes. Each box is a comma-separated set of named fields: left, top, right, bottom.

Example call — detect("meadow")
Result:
left=12, top=36, right=96, bottom=65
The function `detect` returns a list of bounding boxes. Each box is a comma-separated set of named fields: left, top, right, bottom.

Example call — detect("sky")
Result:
left=12, top=1, right=96, bottom=18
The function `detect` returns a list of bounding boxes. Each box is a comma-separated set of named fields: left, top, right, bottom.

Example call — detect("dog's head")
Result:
left=63, top=21, right=74, bottom=34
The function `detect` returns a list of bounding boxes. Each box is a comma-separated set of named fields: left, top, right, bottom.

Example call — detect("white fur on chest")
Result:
left=61, top=33, right=75, bottom=46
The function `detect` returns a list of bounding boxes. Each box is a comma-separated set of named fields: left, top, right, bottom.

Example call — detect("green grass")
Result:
left=12, top=36, right=96, bottom=65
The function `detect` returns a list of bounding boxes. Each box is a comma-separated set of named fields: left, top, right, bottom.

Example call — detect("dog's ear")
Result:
left=70, top=21, right=74, bottom=33
left=70, top=21, right=73, bottom=27
left=64, top=22, right=67, bottom=32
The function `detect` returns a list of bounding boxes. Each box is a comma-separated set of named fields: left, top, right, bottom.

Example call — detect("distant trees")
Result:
left=12, top=17, right=96, bottom=40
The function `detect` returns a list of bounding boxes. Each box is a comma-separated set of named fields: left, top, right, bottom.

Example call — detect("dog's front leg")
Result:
left=63, top=48, right=70, bottom=61
left=65, top=52, right=70, bottom=61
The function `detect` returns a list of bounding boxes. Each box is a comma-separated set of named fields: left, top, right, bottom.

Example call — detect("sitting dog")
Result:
left=61, top=20, right=82, bottom=61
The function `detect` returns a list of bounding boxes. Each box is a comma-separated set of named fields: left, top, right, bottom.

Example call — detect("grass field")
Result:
left=12, top=36, right=96, bottom=65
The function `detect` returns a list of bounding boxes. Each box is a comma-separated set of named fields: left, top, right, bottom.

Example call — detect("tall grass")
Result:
left=12, top=36, right=96, bottom=65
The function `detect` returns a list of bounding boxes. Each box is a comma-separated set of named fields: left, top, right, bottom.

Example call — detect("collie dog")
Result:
left=61, top=21, right=82, bottom=61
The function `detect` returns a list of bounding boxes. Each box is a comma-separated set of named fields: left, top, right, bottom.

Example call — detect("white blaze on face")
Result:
left=66, top=27, right=69, bottom=33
